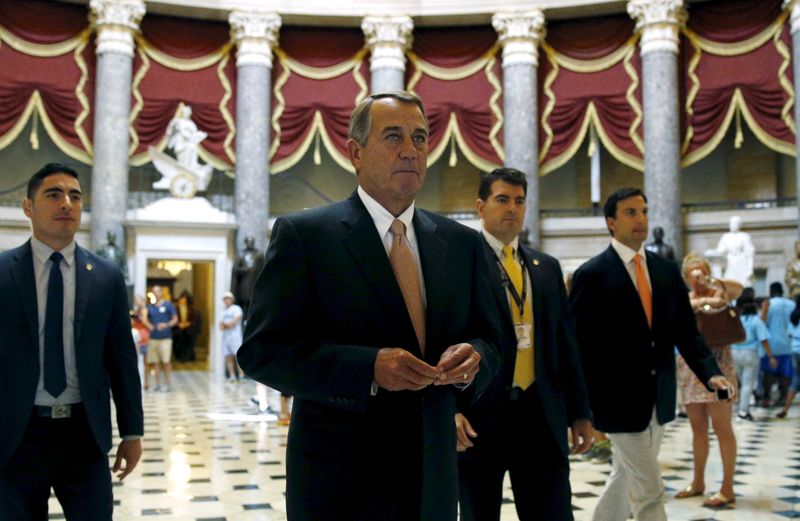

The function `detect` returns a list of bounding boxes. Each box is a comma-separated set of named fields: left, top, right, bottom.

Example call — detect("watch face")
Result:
left=170, top=173, right=197, bottom=199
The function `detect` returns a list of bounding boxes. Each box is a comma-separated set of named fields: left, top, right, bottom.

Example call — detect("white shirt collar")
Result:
left=481, top=226, right=519, bottom=259
left=30, top=235, right=75, bottom=267
left=357, top=186, right=416, bottom=243
left=611, top=238, right=646, bottom=265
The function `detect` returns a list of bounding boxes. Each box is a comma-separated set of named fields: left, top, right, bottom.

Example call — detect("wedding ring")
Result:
left=463, top=373, right=468, bottom=380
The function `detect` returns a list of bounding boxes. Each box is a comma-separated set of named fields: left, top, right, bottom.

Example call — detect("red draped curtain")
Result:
left=0, top=0, right=94, bottom=163
left=680, top=0, right=794, bottom=166
left=269, top=27, right=367, bottom=174
left=538, top=15, right=643, bottom=175
left=408, top=26, right=502, bottom=171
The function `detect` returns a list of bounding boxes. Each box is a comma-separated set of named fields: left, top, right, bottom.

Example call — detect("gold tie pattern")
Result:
left=389, top=219, right=426, bottom=353
left=502, top=245, right=535, bottom=389
left=633, top=254, right=652, bottom=327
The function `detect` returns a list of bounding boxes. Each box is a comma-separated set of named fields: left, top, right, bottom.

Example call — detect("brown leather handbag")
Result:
left=694, top=279, right=746, bottom=347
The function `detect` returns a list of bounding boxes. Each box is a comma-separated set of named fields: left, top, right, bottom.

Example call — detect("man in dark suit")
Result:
left=455, top=167, right=593, bottom=521
left=0, top=163, right=143, bottom=520
left=570, top=188, right=733, bottom=521
left=238, top=91, right=500, bottom=521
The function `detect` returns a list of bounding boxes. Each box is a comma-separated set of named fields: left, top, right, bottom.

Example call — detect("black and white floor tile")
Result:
left=45, top=372, right=800, bottom=520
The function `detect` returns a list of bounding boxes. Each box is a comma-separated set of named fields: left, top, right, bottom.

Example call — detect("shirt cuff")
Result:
left=370, top=380, right=379, bottom=396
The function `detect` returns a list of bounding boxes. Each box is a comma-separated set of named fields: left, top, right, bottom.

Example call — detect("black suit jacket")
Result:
left=238, top=193, right=500, bottom=521
left=459, top=237, right=591, bottom=456
left=569, top=246, right=721, bottom=433
left=0, top=241, right=143, bottom=466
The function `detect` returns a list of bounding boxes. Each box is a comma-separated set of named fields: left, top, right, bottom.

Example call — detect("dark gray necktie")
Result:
left=44, top=251, right=66, bottom=397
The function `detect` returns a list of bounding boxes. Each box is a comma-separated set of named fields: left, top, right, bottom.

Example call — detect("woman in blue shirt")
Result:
left=777, top=294, right=800, bottom=418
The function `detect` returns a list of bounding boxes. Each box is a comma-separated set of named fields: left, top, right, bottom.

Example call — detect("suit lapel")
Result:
left=11, top=241, right=39, bottom=349
left=520, top=245, right=545, bottom=354
left=480, top=237, right=513, bottom=328
left=73, top=246, right=95, bottom=347
left=414, top=210, right=446, bottom=358
left=339, top=195, right=418, bottom=347
left=645, top=251, right=669, bottom=331
left=603, top=246, right=651, bottom=330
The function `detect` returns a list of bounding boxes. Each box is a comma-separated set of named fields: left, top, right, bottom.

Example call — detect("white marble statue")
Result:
left=705, top=216, right=755, bottom=286
left=149, top=104, right=213, bottom=197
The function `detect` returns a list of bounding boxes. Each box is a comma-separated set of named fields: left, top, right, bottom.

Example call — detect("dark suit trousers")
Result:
left=0, top=406, right=112, bottom=521
left=458, top=384, right=573, bottom=521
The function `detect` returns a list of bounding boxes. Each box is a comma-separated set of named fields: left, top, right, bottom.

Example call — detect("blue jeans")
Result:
left=733, top=349, right=759, bottom=415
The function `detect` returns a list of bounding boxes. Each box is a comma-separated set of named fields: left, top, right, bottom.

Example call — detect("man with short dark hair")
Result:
left=570, top=188, right=731, bottom=521
left=0, top=163, right=143, bottom=520
left=238, top=91, right=500, bottom=521
left=761, top=281, right=796, bottom=407
left=456, top=167, right=592, bottom=520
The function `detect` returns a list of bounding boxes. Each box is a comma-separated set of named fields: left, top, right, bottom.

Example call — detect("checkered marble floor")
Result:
left=44, top=371, right=800, bottom=520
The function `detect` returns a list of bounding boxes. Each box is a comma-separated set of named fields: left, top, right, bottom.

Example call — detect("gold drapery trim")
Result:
left=538, top=46, right=559, bottom=165
left=774, top=25, right=796, bottom=134
left=128, top=46, right=150, bottom=157
left=542, top=35, right=638, bottom=74
left=217, top=52, right=236, bottom=165
left=426, top=112, right=500, bottom=172
left=485, top=51, right=505, bottom=162
left=270, top=111, right=354, bottom=174
left=622, top=41, right=644, bottom=155
left=0, top=25, right=89, bottom=57
left=683, top=10, right=788, bottom=56
left=269, top=61, right=292, bottom=161
left=73, top=32, right=92, bottom=156
left=681, top=88, right=795, bottom=167
left=540, top=102, right=592, bottom=175
left=135, top=35, right=233, bottom=71
left=681, top=32, right=702, bottom=154
left=0, top=91, right=38, bottom=150
left=406, top=43, right=500, bottom=81
left=273, top=47, right=368, bottom=79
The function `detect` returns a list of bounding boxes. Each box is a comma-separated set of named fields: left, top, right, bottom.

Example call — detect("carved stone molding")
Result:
left=492, top=11, right=545, bottom=67
left=89, top=0, right=145, bottom=57
left=361, top=16, right=413, bottom=72
left=229, top=11, right=281, bottom=68
left=627, top=0, right=687, bottom=55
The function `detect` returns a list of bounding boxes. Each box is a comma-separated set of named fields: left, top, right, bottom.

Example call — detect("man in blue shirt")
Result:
left=147, top=285, right=177, bottom=392
left=761, top=282, right=796, bottom=406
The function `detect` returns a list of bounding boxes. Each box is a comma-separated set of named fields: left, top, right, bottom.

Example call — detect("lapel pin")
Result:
left=86, top=263, right=93, bottom=271
left=532, top=259, right=540, bottom=266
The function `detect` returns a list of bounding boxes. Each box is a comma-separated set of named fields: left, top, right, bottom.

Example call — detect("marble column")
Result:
left=88, top=0, right=145, bottom=250
left=492, top=11, right=545, bottom=248
left=628, top=0, right=686, bottom=258
left=786, top=0, right=800, bottom=235
left=229, top=11, right=281, bottom=254
left=361, top=16, right=413, bottom=94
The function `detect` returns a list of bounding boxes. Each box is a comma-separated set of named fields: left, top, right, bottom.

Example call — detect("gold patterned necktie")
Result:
left=389, top=219, right=426, bottom=354
left=502, top=245, right=534, bottom=389
left=633, top=254, right=652, bottom=327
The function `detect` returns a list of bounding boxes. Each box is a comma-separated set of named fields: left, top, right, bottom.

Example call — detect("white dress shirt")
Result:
left=611, top=238, right=652, bottom=293
left=31, top=236, right=81, bottom=406
left=357, top=186, right=427, bottom=306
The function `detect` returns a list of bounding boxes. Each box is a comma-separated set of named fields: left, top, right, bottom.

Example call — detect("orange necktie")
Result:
left=389, top=219, right=426, bottom=353
left=633, top=254, right=652, bottom=327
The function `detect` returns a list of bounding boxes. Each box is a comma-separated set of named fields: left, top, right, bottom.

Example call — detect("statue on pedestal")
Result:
left=95, top=231, right=129, bottom=283
left=705, top=216, right=755, bottom=287
left=231, top=236, right=266, bottom=316
left=645, top=226, right=676, bottom=262
left=785, top=240, right=800, bottom=299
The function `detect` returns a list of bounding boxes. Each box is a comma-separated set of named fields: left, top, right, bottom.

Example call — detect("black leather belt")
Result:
left=34, top=403, right=82, bottom=419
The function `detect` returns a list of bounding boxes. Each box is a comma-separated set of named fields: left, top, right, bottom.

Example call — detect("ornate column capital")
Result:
left=492, top=11, right=546, bottom=67
left=229, top=11, right=281, bottom=68
left=361, top=15, right=413, bottom=73
left=785, top=0, right=800, bottom=34
left=627, top=0, right=687, bottom=55
left=89, top=0, right=145, bottom=57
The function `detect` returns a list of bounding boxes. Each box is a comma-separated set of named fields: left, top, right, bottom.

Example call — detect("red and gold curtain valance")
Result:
left=0, top=0, right=94, bottom=164
left=408, top=26, right=502, bottom=172
left=269, top=27, right=367, bottom=174
left=680, top=0, right=794, bottom=166
left=538, top=15, right=643, bottom=175
left=129, top=14, right=236, bottom=170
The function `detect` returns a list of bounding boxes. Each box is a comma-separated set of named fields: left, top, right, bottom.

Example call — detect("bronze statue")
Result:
left=645, top=226, right=676, bottom=262
left=231, top=235, right=266, bottom=316
left=95, top=231, right=129, bottom=282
